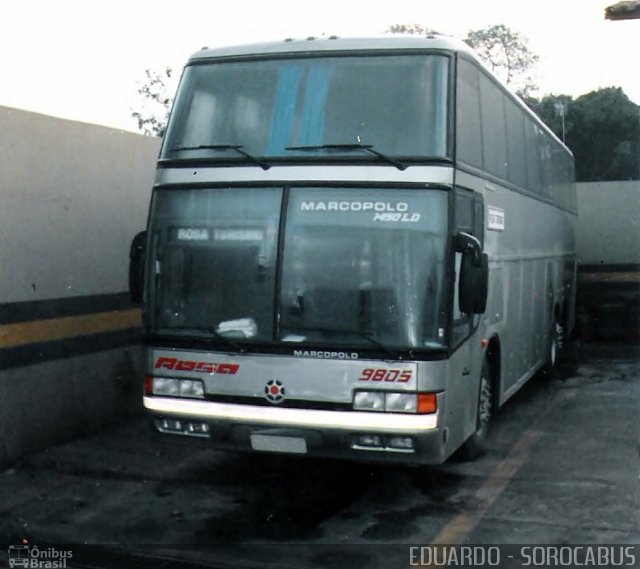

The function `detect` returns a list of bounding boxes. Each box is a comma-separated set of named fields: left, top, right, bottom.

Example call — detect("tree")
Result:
left=566, top=88, right=639, bottom=181
left=525, top=88, right=639, bottom=181
left=463, top=24, right=538, bottom=96
left=131, top=67, right=174, bottom=137
left=524, top=93, right=574, bottom=142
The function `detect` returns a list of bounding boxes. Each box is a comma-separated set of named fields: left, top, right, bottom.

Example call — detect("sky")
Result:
left=1, top=0, right=638, bottom=134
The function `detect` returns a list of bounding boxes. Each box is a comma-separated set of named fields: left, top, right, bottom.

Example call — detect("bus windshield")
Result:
left=149, top=187, right=448, bottom=350
left=161, top=54, right=450, bottom=162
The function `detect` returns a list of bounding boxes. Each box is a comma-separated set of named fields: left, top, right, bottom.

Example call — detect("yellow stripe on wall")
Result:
left=0, top=309, right=142, bottom=349
left=580, top=271, right=640, bottom=283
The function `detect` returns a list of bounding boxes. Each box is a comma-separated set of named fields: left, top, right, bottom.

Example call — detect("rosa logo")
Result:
left=265, top=379, right=286, bottom=404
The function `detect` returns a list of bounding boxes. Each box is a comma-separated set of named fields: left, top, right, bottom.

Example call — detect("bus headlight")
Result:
left=152, top=377, right=205, bottom=399
left=153, top=377, right=180, bottom=396
left=179, top=379, right=205, bottom=399
left=353, top=391, right=385, bottom=411
left=385, top=393, right=417, bottom=413
left=353, top=391, right=438, bottom=414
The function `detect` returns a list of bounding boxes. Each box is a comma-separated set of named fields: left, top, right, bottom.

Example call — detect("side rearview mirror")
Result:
left=455, top=232, right=488, bottom=315
left=129, top=230, right=147, bottom=304
left=454, top=232, right=483, bottom=267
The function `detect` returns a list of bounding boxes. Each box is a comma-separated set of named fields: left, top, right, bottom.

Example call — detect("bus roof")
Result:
left=190, top=35, right=478, bottom=62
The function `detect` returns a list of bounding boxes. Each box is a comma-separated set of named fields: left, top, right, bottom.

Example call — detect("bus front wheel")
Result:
left=459, top=359, right=492, bottom=460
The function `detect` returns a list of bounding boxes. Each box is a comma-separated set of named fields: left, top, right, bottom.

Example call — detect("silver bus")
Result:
left=130, top=36, right=576, bottom=465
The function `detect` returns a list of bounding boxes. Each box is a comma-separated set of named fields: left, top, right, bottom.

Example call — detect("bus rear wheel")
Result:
left=459, top=359, right=492, bottom=460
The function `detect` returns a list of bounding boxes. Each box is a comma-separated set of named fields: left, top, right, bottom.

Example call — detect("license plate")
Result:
left=250, top=434, right=307, bottom=454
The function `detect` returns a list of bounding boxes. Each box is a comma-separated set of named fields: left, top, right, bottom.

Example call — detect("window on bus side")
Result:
left=505, top=99, right=527, bottom=189
left=451, top=251, right=469, bottom=347
left=455, top=190, right=484, bottom=245
left=524, top=119, right=543, bottom=195
left=456, top=58, right=483, bottom=169
left=479, top=72, right=508, bottom=180
left=452, top=189, right=484, bottom=347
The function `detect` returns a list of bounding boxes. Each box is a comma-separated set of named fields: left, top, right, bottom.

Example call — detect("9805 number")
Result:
left=358, top=368, right=412, bottom=382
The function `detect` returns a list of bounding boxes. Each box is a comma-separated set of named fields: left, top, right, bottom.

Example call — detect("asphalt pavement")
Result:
left=0, top=342, right=638, bottom=569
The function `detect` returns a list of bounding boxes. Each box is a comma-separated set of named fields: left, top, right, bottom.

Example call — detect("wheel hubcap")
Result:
left=478, top=375, right=491, bottom=429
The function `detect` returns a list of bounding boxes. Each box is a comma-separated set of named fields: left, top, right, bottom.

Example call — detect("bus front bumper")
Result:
left=143, top=396, right=446, bottom=465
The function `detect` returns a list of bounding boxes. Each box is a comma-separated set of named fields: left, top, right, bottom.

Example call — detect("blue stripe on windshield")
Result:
left=298, top=63, right=332, bottom=146
left=267, top=64, right=303, bottom=154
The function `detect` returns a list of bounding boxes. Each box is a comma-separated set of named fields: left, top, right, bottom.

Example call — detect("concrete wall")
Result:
left=576, top=181, right=640, bottom=266
left=0, top=106, right=161, bottom=466
left=0, top=107, right=161, bottom=301
left=575, top=181, right=640, bottom=342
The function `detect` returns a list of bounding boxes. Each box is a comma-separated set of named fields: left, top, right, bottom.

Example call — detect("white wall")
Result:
left=0, top=106, right=161, bottom=302
left=576, top=181, right=640, bottom=266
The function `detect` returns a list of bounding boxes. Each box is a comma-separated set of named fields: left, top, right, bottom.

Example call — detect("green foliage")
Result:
left=463, top=24, right=539, bottom=95
left=526, top=88, right=639, bottom=181
left=568, top=88, right=639, bottom=181
left=524, top=93, right=573, bottom=140
left=131, top=67, right=174, bottom=137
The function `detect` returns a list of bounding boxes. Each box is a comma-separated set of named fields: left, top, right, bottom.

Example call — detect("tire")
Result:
left=459, top=359, right=492, bottom=460
left=543, top=318, right=564, bottom=378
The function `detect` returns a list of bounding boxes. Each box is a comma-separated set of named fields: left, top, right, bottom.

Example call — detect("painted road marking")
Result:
left=430, top=429, right=542, bottom=545
left=412, top=389, right=577, bottom=568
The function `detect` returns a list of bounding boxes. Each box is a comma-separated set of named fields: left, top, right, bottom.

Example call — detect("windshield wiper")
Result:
left=284, top=325, right=402, bottom=360
left=169, top=144, right=270, bottom=171
left=285, top=144, right=407, bottom=171
left=161, top=327, right=245, bottom=353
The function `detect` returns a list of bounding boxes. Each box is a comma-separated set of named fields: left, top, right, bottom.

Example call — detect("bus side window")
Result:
left=473, top=193, right=484, bottom=246
left=455, top=190, right=484, bottom=245
left=452, top=251, right=471, bottom=347
left=456, top=58, right=483, bottom=169
left=452, top=190, right=485, bottom=347
left=455, top=192, right=473, bottom=233
left=479, top=72, right=508, bottom=181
